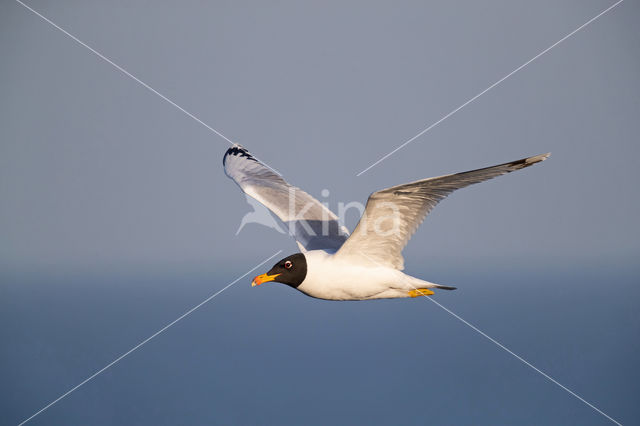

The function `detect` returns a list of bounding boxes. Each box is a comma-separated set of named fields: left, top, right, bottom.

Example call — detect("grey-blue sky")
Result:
left=1, top=0, right=639, bottom=271
left=1, top=1, right=639, bottom=425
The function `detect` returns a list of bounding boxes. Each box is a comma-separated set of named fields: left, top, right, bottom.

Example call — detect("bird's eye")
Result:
left=284, top=261, right=293, bottom=270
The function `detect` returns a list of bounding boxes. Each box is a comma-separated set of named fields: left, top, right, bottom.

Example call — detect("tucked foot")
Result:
left=409, top=288, right=435, bottom=298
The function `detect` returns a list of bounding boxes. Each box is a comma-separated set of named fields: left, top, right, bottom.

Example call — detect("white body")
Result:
left=297, top=250, right=436, bottom=300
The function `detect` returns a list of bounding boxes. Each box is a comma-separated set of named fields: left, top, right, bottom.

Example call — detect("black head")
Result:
left=252, top=253, right=307, bottom=288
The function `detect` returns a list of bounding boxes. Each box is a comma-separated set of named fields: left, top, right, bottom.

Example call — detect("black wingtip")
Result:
left=509, top=153, right=551, bottom=169
left=223, top=144, right=256, bottom=167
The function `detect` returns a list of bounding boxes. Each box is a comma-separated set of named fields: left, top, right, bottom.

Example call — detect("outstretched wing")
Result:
left=223, top=144, right=349, bottom=251
left=335, top=153, right=549, bottom=269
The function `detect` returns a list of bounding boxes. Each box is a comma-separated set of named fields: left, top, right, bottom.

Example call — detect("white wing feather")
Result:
left=336, top=153, right=549, bottom=269
left=224, top=144, right=349, bottom=251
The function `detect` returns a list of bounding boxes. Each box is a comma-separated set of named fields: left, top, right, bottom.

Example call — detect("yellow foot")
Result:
left=409, top=288, right=435, bottom=298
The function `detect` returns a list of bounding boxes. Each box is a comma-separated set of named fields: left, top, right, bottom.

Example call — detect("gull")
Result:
left=224, top=144, right=549, bottom=300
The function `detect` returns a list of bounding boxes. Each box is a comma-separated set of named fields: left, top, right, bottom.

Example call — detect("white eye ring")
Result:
left=284, top=261, right=293, bottom=269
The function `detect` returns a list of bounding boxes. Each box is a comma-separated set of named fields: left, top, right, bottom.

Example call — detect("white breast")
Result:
left=297, top=250, right=409, bottom=300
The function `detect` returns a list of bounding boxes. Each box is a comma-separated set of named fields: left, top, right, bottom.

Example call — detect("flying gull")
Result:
left=224, top=144, right=549, bottom=300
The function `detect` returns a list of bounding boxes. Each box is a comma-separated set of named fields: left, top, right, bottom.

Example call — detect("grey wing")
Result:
left=335, top=153, right=550, bottom=269
left=223, top=144, right=349, bottom=251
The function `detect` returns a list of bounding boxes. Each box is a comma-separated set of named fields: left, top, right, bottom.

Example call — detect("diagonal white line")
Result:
left=424, top=296, right=622, bottom=425
left=356, top=0, right=624, bottom=176
left=13, top=0, right=624, bottom=424
left=14, top=0, right=284, bottom=176
left=14, top=0, right=235, bottom=145
left=357, top=252, right=620, bottom=424
left=17, top=250, right=283, bottom=426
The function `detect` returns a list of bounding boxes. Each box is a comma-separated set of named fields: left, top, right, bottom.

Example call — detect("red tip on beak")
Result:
left=251, top=273, right=280, bottom=287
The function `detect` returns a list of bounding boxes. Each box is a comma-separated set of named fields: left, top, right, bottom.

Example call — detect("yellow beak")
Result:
left=251, top=273, right=280, bottom=287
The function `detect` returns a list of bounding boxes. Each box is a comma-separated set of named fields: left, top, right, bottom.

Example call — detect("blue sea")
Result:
left=2, top=261, right=638, bottom=425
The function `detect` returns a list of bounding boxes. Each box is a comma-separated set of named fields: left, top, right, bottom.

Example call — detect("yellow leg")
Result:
left=409, top=288, right=435, bottom=297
